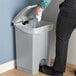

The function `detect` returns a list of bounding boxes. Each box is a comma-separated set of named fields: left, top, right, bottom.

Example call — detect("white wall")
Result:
left=43, top=0, right=63, bottom=23
left=43, top=0, right=76, bottom=65
left=67, top=29, right=76, bottom=65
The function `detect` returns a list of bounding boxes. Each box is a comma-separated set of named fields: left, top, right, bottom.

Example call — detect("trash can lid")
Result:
left=12, top=5, right=38, bottom=25
left=12, top=5, right=54, bottom=34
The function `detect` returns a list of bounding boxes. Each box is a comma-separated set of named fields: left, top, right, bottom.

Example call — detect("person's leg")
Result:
left=39, top=11, right=76, bottom=76
left=53, top=11, right=75, bottom=73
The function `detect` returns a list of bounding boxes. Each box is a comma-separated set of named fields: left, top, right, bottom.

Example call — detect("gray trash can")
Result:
left=12, top=5, right=54, bottom=75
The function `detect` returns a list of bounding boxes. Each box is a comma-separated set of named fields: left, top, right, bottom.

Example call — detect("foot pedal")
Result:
left=39, top=65, right=53, bottom=75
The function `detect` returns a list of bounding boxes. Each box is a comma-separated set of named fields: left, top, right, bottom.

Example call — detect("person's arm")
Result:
left=36, top=0, right=52, bottom=21
left=36, top=0, right=52, bottom=15
left=40, top=0, right=52, bottom=10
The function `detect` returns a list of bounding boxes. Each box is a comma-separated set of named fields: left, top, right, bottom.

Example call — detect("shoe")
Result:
left=74, top=70, right=76, bottom=75
left=39, top=65, right=53, bottom=75
left=39, top=65, right=63, bottom=76
left=51, top=72, right=63, bottom=76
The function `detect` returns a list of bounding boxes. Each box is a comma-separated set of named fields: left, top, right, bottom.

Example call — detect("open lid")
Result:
left=12, top=4, right=38, bottom=25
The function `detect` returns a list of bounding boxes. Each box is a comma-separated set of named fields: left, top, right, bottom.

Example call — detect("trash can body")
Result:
left=15, top=25, right=52, bottom=74
left=12, top=5, right=54, bottom=75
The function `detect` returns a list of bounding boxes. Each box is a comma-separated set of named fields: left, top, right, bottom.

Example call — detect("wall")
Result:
left=0, top=0, right=32, bottom=64
left=67, top=30, right=76, bottom=65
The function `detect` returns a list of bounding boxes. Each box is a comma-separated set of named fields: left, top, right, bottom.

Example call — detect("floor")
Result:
left=0, top=66, right=76, bottom=76
left=1, top=59, right=76, bottom=76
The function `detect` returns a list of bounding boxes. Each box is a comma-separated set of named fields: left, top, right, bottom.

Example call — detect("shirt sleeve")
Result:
left=40, top=0, right=52, bottom=10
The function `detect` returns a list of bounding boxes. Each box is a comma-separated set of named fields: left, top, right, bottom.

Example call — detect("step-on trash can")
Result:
left=12, top=5, right=54, bottom=75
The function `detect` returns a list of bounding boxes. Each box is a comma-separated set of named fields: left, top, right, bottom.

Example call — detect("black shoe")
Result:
left=39, top=65, right=53, bottom=75
left=51, top=72, right=63, bottom=76
left=74, top=70, right=76, bottom=75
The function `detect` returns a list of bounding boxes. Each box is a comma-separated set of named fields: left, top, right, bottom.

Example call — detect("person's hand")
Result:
left=36, top=7, right=44, bottom=22
left=36, top=6, right=44, bottom=15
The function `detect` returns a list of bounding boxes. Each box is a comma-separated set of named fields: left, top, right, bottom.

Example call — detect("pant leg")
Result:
left=53, top=11, right=76, bottom=73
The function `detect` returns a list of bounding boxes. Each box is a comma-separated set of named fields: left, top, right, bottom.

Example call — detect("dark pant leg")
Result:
left=53, top=11, right=76, bottom=73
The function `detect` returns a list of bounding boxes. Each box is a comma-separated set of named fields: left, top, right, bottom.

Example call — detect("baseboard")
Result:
left=0, top=60, right=15, bottom=74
